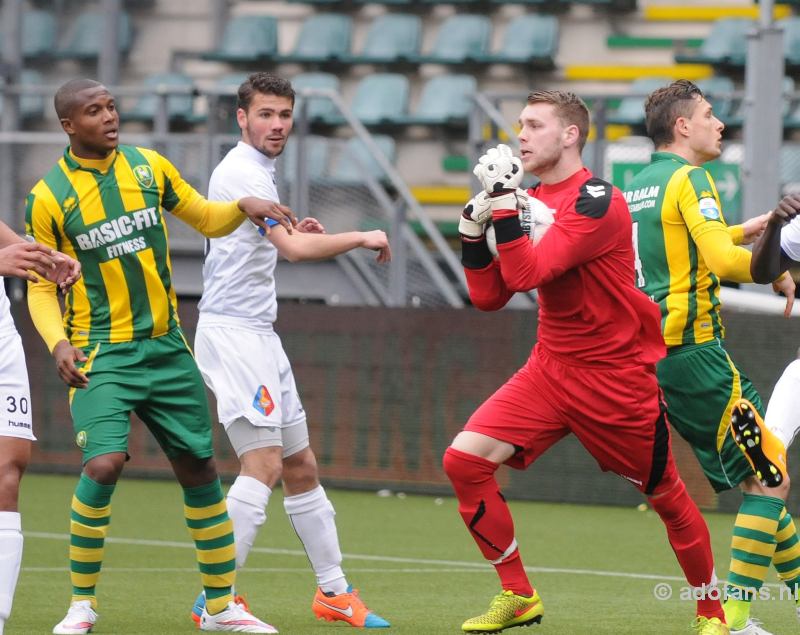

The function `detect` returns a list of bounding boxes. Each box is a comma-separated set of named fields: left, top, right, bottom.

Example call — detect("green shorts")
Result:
left=69, top=329, right=214, bottom=463
left=657, top=339, right=762, bottom=493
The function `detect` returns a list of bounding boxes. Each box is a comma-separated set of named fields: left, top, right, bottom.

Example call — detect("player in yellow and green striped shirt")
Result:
left=626, top=79, right=798, bottom=635
left=26, top=78, right=290, bottom=634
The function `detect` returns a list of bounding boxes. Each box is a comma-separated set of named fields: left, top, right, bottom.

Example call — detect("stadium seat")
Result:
left=782, top=16, right=800, bottom=70
left=201, top=15, right=278, bottom=63
left=324, top=74, right=409, bottom=127
left=414, top=15, right=491, bottom=64
left=0, top=9, right=57, bottom=60
left=606, top=77, right=669, bottom=126
left=292, top=72, right=340, bottom=124
left=122, top=73, right=197, bottom=125
left=0, top=70, right=45, bottom=123
left=329, top=135, right=397, bottom=185
left=278, top=135, right=331, bottom=183
left=728, top=76, right=794, bottom=129
left=476, top=14, right=559, bottom=69
left=399, top=74, right=477, bottom=127
left=345, top=14, right=421, bottom=65
left=281, top=14, right=352, bottom=64
left=695, top=76, right=735, bottom=121
left=674, top=18, right=753, bottom=68
left=209, top=73, right=250, bottom=133
left=57, top=9, right=133, bottom=60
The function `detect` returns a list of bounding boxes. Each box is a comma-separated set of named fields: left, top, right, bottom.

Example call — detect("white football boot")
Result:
left=52, top=600, right=97, bottom=634
left=200, top=600, right=278, bottom=633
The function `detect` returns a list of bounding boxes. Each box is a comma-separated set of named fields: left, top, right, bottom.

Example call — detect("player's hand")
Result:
left=771, top=193, right=800, bottom=226
left=473, top=144, right=523, bottom=197
left=459, top=192, right=493, bottom=239
left=297, top=217, right=325, bottom=234
left=238, top=197, right=298, bottom=235
left=0, top=241, right=62, bottom=283
left=772, top=272, right=796, bottom=317
left=360, top=230, right=391, bottom=263
left=52, top=340, right=89, bottom=388
left=740, top=212, right=770, bottom=245
left=45, top=252, right=82, bottom=294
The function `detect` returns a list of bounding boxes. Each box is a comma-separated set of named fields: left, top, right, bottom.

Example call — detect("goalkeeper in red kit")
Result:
left=443, top=90, right=728, bottom=635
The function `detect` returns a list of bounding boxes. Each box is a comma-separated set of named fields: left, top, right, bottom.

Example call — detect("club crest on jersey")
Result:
left=133, top=164, right=154, bottom=189
left=698, top=197, right=720, bottom=220
left=252, top=385, right=275, bottom=416
left=62, top=196, right=78, bottom=215
left=76, top=430, right=87, bottom=448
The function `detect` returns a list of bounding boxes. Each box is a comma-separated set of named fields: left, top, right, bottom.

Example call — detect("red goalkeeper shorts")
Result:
left=464, top=343, right=674, bottom=495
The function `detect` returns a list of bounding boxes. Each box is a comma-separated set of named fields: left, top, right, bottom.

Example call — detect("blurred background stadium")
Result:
left=3, top=0, right=800, bottom=514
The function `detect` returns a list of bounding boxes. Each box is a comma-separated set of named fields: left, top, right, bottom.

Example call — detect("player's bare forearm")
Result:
left=752, top=222, right=791, bottom=283
left=271, top=228, right=389, bottom=263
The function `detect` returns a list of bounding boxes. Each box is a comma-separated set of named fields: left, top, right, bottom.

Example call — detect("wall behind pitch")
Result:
left=16, top=300, right=800, bottom=513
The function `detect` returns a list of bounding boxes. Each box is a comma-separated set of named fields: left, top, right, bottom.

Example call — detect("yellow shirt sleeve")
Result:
left=25, top=190, right=68, bottom=352
left=727, top=224, right=745, bottom=245
left=154, top=153, right=246, bottom=237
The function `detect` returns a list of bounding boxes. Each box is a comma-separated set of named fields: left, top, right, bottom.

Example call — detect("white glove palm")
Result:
left=473, top=144, right=524, bottom=195
left=458, top=191, right=492, bottom=239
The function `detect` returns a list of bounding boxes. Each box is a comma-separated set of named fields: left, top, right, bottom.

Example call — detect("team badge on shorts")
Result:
left=76, top=430, right=87, bottom=448
left=252, top=385, right=275, bottom=416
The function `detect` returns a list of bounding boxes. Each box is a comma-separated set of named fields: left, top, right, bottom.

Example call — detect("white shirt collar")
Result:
left=236, top=140, right=277, bottom=172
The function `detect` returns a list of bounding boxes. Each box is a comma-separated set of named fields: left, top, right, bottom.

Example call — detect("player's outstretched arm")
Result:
left=238, top=197, right=297, bottom=235
left=269, top=226, right=391, bottom=263
left=752, top=194, right=800, bottom=283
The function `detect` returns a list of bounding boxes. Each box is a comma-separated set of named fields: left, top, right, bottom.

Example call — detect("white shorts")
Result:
left=765, top=359, right=800, bottom=449
left=0, top=332, right=35, bottom=441
left=195, top=324, right=308, bottom=455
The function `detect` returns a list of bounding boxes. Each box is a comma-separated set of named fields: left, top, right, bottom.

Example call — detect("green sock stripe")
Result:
left=778, top=511, right=792, bottom=530
left=732, top=525, right=777, bottom=543
left=70, top=535, right=105, bottom=549
left=199, top=559, right=237, bottom=576
left=205, top=587, right=229, bottom=600
left=186, top=512, right=229, bottom=530
left=730, top=548, right=774, bottom=568
left=775, top=555, right=800, bottom=572
left=726, top=584, right=757, bottom=600
left=75, top=473, right=116, bottom=507
left=70, top=561, right=102, bottom=575
left=70, top=510, right=111, bottom=528
left=740, top=493, right=786, bottom=518
left=777, top=534, right=800, bottom=551
left=196, top=534, right=235, bottom=551
left=72, top=586, right=95, bottom=597
left=783, top=576, right=800, bottom=592
left=183, top=479, right=224, bottom=507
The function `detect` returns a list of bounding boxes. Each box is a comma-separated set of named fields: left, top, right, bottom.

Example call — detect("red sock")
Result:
left=443, top=447, right=533, bottom=597
left=649, top=474, right=724, bottom=621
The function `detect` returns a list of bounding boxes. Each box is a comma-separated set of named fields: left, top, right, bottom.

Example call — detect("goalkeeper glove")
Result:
left=473, top=144, right=524, bottom=215
left=458, top=191, right=492, bottom=240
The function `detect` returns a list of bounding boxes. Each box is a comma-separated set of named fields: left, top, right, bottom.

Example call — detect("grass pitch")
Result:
left=8, top=473, right=798, bottom=634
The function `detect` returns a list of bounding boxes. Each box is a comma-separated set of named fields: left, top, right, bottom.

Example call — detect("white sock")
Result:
left=766, top=359, right=800, bottom=449
left=284, top=485, right=348, bottom=595
left=0, top=511, right=23, bottom=635
left=226, top=476, right=271, bottom=569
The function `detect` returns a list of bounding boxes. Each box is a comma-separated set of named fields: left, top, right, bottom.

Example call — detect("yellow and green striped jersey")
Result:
left=26, top=144, right=230, bottom=347
left=624, top=152, right=731, bottom=347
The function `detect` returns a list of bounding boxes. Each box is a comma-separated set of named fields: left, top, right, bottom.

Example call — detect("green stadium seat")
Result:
left=674, top=18, right=753, bottom=68
left=292, top=72, right=340, bottom=124
left=728, top=76, right=793, bottom=129
left=0, top=70, right=45, bottom=123
left=278, top=135, right=331, bottom=183
left=324, top=74, right=409, bottom=127
left=201, top=15, right=278, bottom=63
left=399, top=74, right=477, bottom=127
left=12, top=9, right=56, bottom=60
left=606, top=77, right=669, bottom=127
left=122, top=73, right=197, bottom=125
left=281, top=14, right=352, bottom=64
left=345, top=14, right=421, bottom=64
left=414, top=15, right=491, bottom=64
left=209, top=73, right=250, bottom=133
left=476, top=14, right=558, bottom=69
left=328, top=135, right=396, bottom=185
left=57, top=10, right=133, bottom=60
left=782, top=16, right=800, bottom=69
left=696, top=76, right=736, bottom=121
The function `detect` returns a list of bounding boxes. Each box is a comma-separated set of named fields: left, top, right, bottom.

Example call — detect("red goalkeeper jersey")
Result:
left=463, top=167, right=665, bottom=366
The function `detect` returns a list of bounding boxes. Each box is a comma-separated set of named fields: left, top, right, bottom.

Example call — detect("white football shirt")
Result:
left=198, top=141, right=280, bottom=331
left=781, top=215, right=800, bottom=262
left=0, top=280, right=16, bottom=338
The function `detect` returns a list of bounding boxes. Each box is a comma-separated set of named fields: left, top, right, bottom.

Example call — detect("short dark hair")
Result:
left=237, top=73, right=295, bottom=112
left=644, top=80, right=705, bottom=148
left=526, top=90, right=590, bottom=151
left=54, top=78, right=104, bottom=119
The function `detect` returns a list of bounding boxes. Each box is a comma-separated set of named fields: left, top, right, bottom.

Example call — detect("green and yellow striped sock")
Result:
left=184, top=479, right=236, bottom=615
left=773, top=506, right=800, bottom=600
left=69, top=473, right=115, bottom=609
left=724, top=493, right=784, bottom=629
